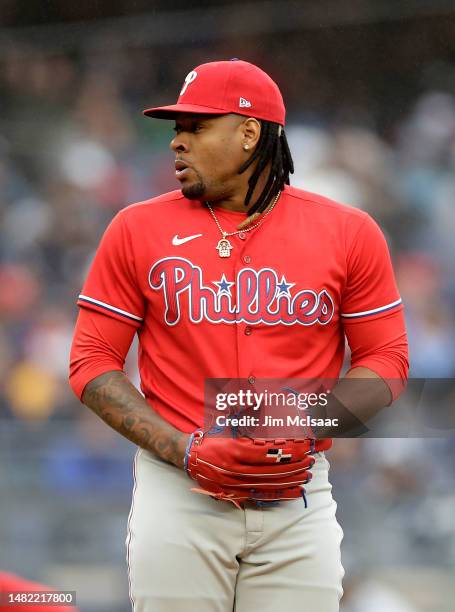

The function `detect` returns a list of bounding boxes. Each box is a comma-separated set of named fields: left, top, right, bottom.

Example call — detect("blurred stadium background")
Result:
left=0, top=1, right=455, bottom=610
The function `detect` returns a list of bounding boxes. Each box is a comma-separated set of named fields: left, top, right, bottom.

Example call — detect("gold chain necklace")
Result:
left=205, top=191, right=281, bottom=258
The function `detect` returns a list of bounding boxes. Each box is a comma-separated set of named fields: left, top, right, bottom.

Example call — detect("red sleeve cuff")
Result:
left=70, top=362, right=124, bottom=401
left=349, top=358, right=408, bottom=402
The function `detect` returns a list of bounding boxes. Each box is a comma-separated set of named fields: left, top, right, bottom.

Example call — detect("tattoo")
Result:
left=82, top=371, right=187, bottom=468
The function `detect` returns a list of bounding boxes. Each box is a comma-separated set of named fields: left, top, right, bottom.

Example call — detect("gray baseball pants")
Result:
left=126, top=448, right=344, bottom=611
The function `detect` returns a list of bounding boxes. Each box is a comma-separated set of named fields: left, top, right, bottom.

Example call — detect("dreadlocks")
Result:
left=238, top=121, right=294, bottom=216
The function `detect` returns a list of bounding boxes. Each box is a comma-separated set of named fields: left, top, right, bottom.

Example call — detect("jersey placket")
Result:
left=232, top=231, right=256, bottom=386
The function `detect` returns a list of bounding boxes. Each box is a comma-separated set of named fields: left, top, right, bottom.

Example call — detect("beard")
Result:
left=181, top=180, right=206, bottom=200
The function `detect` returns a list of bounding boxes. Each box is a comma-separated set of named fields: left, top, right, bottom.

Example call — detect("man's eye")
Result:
left=172, top=125, right=201, bottom=133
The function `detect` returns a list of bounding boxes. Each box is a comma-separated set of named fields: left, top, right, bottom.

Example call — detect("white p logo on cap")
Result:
left=180, top=70, right=198, bottom=96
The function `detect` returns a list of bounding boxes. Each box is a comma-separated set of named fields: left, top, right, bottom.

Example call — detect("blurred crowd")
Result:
left=0, top=35, right=455, bottom=611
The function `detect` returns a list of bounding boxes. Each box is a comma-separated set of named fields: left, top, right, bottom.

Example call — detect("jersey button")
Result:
left=248, top=375, right=256, bottom=384
left=238, top=232, right=247, bottom=240
left=244, top=325, right=252, bottom=335
left=243, top=255, right=251, bottom=264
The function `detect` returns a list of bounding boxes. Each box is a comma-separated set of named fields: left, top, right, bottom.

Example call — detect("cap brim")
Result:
left=143, top=103, right=227, bottom=119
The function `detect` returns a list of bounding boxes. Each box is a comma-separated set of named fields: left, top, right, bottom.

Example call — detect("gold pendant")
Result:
left=216, top=237, right=233, bottom=258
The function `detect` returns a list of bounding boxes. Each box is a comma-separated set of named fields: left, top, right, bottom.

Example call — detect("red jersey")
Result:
left=75, top=185, right=405, bottom=432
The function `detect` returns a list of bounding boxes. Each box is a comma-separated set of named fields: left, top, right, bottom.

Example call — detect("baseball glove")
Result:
left=184, top=431, right=316, bottom=508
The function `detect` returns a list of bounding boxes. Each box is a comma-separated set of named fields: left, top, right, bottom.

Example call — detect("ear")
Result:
left=241, top=118, right=261, bottom=150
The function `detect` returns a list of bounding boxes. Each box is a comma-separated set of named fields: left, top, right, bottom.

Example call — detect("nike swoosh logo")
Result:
left=172, top=233, right=203, bottom=246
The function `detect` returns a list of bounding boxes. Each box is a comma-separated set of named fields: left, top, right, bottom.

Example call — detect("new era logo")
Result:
left=239, top=97, right=252, bottom=108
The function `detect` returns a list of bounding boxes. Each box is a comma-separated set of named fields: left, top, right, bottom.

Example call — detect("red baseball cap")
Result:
left=143, top=59, right=286, bottom=125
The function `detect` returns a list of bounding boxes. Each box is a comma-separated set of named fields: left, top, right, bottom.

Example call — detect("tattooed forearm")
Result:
left=82, top=370, right=188, bottom=468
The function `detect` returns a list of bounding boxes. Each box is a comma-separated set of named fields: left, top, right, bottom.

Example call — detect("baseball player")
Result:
left=69, top=60, right=408, bottom=612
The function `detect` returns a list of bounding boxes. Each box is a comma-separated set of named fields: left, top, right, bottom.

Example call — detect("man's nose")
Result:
left=170, top=135, right=189, bottom=152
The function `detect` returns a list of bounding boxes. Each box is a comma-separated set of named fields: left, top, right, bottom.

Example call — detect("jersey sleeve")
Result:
left=69, top=308, right=136, bottom=400
left=344, top=308, right=409, bottom=400
left=341, top=214, right=402, bottom=322
left=77, top=211, right=145, bottom=328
